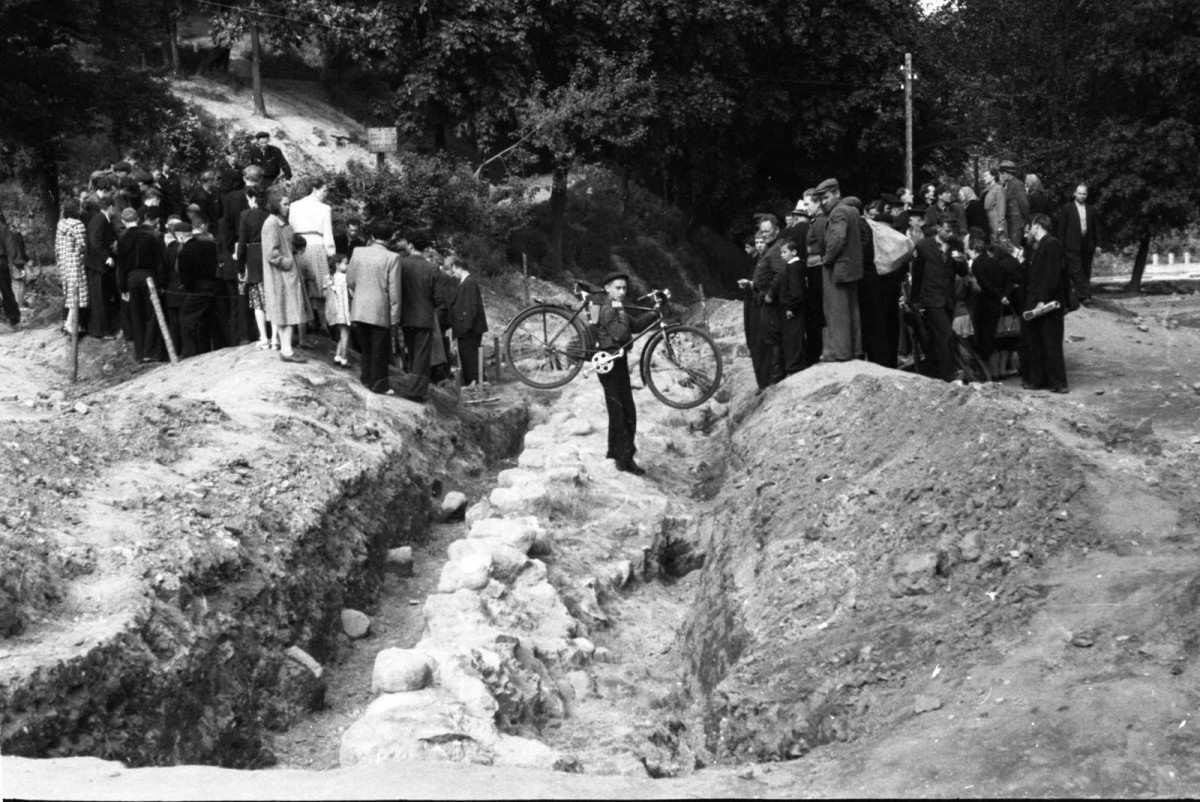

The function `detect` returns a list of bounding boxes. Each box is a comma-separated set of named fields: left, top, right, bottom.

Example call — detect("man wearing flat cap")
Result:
left=248, top=131, right=292, bottom=187
left=997, top=159, right=1030, bottom=246
left=594, top=271, right=653, bottom=476
left=816, top=178, right=863, bottom=362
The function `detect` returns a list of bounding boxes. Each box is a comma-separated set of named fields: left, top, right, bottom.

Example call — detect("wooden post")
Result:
left=493, top=335, right=502, bottom=381
left=699, top=283, right=708, bottom=331
left=69, top=281, right=79, bottom=383
left=904, top=52, right=914, bottom=199
left=521, top=252, right=530, bottom=306
left=145, top=277, right=179, bottom=364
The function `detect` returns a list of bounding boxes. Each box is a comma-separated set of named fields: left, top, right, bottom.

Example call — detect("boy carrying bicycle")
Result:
left=595, top=271, right=654, bottom=476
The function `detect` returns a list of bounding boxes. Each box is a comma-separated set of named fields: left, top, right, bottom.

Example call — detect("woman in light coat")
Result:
left=261, top=192, right=308, bottom=362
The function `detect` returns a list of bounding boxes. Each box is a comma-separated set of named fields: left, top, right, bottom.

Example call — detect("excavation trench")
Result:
left=0, top=364, right=531, bottom=769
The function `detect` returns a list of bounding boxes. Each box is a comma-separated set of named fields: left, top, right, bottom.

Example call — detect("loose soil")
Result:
left=5, top=288, right=1200, bottom=798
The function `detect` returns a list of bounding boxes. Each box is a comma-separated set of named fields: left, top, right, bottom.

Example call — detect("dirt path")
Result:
left=5, top=295, right=1200, bottom=798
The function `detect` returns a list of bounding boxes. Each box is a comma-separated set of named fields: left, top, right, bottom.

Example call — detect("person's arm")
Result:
left=597, top=303, right=633, bottom=348
left=910, top=243, right=926, bottom=302
left=321, top=205, right=335, bottom=256
left=278, top=149, right=292, bottom=181
left=264, top=219, right=293, bottom=272
left=783, top=261, right=805, bottom=316
left=823, top=210, right=847, bottom=265
left=388, top=255, right=402, bottom=325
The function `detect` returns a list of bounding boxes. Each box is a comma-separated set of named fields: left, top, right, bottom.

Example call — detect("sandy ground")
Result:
left=4, top=293, right=1200, bottom=798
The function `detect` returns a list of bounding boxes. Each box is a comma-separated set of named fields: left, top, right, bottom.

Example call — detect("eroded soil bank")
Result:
left=0, top=338, right=528, bottom=768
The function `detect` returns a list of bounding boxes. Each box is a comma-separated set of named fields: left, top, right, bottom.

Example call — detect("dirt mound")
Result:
left=682, top=363, right=1090, bottom=762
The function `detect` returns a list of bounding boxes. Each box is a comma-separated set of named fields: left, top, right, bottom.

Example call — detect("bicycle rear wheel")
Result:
left=953, top=335, right=991, bottom=383
left=504, top=305, right=591, bottom=389
left=641, top=325, right=723, bottom=409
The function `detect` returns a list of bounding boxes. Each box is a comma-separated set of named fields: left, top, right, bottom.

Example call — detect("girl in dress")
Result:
left=324, top=253, right=352, bottom=366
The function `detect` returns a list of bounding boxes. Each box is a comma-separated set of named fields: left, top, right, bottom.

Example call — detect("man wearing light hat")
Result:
left=997, top=159, right=1030, bottom=246
left=248, top=131, right=292, bottom=187
left=816, top=178, right=863, bottom=362
left=594, top=271, right=653, bottom=476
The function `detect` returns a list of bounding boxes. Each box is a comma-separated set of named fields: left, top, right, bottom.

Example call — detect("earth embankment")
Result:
left=0, top=340, right=528, bottom=767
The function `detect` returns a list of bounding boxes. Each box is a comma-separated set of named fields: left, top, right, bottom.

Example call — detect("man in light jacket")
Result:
left=347, top=221, right=402, bottom=394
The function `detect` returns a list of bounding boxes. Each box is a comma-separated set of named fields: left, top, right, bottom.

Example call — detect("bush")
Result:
left=319, top=153, right=532, bottom=266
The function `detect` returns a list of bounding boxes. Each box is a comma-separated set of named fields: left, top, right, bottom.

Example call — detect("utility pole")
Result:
left=904, top=52, right=913, bottom=196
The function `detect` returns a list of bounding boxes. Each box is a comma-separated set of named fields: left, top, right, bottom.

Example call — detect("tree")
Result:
left=207, top=0, right=309, bottom=117
left=925, top=0, right=1200, bottom=290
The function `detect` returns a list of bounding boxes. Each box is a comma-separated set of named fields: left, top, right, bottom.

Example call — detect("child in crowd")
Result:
left=325, top=252, right=352, bottom=366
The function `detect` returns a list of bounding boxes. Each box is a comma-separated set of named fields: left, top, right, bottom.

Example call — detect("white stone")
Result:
left=437, top=552, right=492, bottom=593
left=285, top=645, right=323, bottom=678
left=469, top=517, right=542, bottom=554
left=436, top=659, right=498, bottom=720
left=421, top=590, right=502, bottom=651
left=372, top=648, right=433, bottom=693
left=565, top=669, right=593, bottom=700
left=448, top=538, right=527, bottom=580
left=493, top=734, right=562, bottom=770
left=341, top=609, right=371, bottom=639
left=564, top=417, right=594, bottom=436
left=464, top=500, right=493, bottom=524
left=440, top=491, right=468, bottom=519
left=489, top=483, right=550, bottom=515
left=386, top=546, right=414, bottom=576
left=338, top=690, right=491, bottom=767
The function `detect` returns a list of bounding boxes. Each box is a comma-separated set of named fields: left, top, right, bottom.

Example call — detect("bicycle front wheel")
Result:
left=953, top=335, right=991, bottom=384
left=504, top=305, right=591, bottom=389
left=640, top=325, right=723, bottom=409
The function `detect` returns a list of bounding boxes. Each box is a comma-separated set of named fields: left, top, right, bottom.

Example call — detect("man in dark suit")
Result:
left=247, top=132, right=292, bottom=187
left=1056, top=183, right=1102, bottom=305
left=217, top=165, right=265, bottom=345
left=188, top=171, right=222, bottom=227
left=399, top=248, right=447, bottom=401
left=911, top=218, right=969, bottom=381
left=116, top=209, right=168, bottom=363
left=445, top=255, right=489, bottom=386
left=84, top=196, right=119, bottom=338
left=751, top=214, right=787, bottom=389
left=347, top=221, right=403, bottom=394
left=1023, top=214, right=1069, bottom=393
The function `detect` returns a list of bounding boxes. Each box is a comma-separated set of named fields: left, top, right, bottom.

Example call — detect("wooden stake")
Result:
left=145, top=277, right=179, bottom=364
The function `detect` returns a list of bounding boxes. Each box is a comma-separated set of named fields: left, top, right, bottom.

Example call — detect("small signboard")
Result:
left=366, top=127, right=398, bottom=153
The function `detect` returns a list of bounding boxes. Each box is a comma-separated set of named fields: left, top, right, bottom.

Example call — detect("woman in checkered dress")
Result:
left=55, top=198, right=89, bottom=334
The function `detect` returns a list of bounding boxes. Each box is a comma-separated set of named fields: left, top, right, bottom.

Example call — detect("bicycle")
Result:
left=503, top=280, right=723, bottom=409
left=898, top=279, right=991, bottom=383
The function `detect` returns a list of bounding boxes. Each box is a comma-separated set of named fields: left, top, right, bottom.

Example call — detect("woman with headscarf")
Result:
left=960, top=186, right=987, bottom=235
left=55, top=198, right=89, bottom=335
left=260, top=192, right=308, bottom=362
left=1025, top=174, right=1049, bottom=216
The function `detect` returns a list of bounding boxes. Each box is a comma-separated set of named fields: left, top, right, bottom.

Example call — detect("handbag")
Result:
left=995, top=312, right=1020, bottom=338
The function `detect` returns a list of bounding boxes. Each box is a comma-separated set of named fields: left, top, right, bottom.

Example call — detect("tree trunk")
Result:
left=547, top=161, right=569, bottom=270
left=37, top=147, right=60, bottom=233
left=250, top=17, right=267, bottom=117
left=1128, top=232, right=1151, bottom=293
left=193, top=46, right=229, bottom=77
left=168, top=16, right=181, bottom=76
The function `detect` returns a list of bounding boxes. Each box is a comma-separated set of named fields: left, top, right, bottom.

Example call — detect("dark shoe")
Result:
left=1050, top=386, right=1069, bottom=394
left=280, top=354, right=307, bottom=364
left=1021, top=382, right=1038, bottom=390
left=617, top=460, right=646, bottom=476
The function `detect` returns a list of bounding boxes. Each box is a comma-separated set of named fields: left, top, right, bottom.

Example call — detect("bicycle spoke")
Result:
left=505, top=307, right=589, bottom=389
left=643, top=326, right=722, bottom=409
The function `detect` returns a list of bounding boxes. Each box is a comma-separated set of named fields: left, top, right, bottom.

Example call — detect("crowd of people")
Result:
left=42, top=132, right=489, bottom=400
left=742, top=159, right=1103, bottom=395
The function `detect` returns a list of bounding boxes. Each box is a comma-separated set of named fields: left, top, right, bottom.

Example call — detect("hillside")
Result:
left=5, top=74, right=1200, bottom=800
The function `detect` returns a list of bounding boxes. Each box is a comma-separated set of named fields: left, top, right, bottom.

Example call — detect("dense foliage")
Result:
left=922, top=0, right=1200, bottom=284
